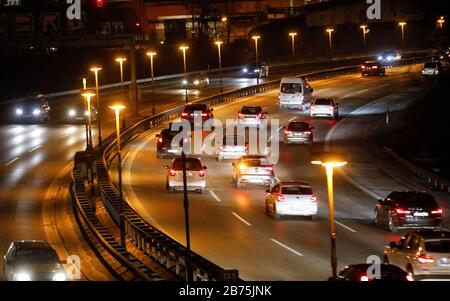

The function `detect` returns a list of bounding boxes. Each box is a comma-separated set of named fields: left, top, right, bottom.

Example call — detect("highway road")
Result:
left=119, top=64, right=450, bottom=280
left=0, top=57, right=375, bottom=280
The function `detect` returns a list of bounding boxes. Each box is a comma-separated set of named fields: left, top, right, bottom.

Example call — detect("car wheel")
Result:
left=388, top=214, right=398, bottom=232
left=199, top=188, right=205, bottom=194
left=406, top=265, right=415, bottom=280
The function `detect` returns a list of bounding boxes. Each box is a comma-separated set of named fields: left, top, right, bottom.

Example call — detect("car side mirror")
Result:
left=389, top=241, right=398, bottom=249
left=203, top=166, right=207, bottom=170
left=164, top=166, right=169, bottom=169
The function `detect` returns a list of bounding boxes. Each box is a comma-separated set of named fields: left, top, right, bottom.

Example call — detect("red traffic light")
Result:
left=96, top=0, right=103, bottom=7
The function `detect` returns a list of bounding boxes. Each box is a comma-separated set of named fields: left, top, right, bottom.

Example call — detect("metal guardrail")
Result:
left=70, top=168, right=160, bottom=281
left=88, top=56, right=428, bottom=281
left=382, top=146, right=450, bottom=193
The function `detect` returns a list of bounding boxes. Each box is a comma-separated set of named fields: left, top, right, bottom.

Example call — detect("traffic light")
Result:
left=96, top=0, right=103, bottom=7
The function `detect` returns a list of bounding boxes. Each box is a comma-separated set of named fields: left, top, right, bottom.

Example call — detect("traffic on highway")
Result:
left=0, top=0, right=449, bottom=293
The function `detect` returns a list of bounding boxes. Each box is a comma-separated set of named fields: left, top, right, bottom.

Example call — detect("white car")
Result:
left=165, top=157, right=207, bottom=193
left=237, top=106, right=267, bottom=128
left=232, top=155, right=275, bottom=188
left=265, top=182, right=317, bottom=220
left=278, top=77, right=313, bottom=111
left=422, top=61, right=443, bottom=77
left=310, top=98, right=338, bottom=119
left=384, top=230, right=450, bottom=281
left=217, top=135, right=247, bottom=161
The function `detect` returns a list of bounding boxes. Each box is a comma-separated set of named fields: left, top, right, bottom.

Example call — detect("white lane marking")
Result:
left=28, top=145, right=42, bottom=153
left=270, top=239, right=304, bottom=257
left=289, top=116, right=297, bottom=122
left=335, top=220, right=357, bottom=233
left=5, top=158, right=19, bottom=166
left=209, top=190, right=222, bottom=202
left=357, top=89, right=369, bottom=94
left=58, top=134, right=71, bottom=140
left=317, top=88, right=330, bottom=93
left=341, top=93, right=353, bottom=98
left=231, top=212, right=252, bottom=226
left=342, top=82, right=353, bottom=87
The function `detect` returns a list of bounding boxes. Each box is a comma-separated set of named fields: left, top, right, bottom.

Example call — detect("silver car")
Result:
left=384, top=230, right=450, bottom=281
left=265, top=182, right=318, bottom=220
left=232, top=155, right=275, bottom=188
left=310, top=98, right=339, bottom=119
left=217, top=135, right=248, bottom=161
left=3, top=240, right=67, bottom=281
left=165, top=157, right=207, bottom=193
left=237, top=106, right=267, bottom=128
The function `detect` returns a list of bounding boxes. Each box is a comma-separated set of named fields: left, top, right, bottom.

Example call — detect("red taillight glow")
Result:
left=406, top=275, right=414, bottom=281
left=201, top=112, right=208, bottom=117
left=361, top=66, right=365, bottom=69
left=258, top=112, right=263, bottom=118
left=169, top=169, right=176, bottom=176
left=158, top=137, right=163, bottom=143
left=396, top=208, right=411, bottom=215
left=372, top=66, right=378, bottom=69
left=310, top=195, right=317, bottom=202
left=431, top=208, right=443, bottom=215
left=284, top=130, right=292, bottom=135
left=238, top=112, right=243, bottom=118
left=199, top=170, right=205, bottom=177
left=360, top=276, right=369, bottom=281
left=264, top=166, right=273, bottom=171
left=417, top=255, right=435, bottom=264
left=181, top=112, right=189, bottom=117
left=277, top=195, right=285, bottom=202
left=304, top=131, right=312, bottom=135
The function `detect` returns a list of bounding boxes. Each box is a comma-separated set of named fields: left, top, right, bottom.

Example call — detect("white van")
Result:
left=278, top=77, right=313, bottom=111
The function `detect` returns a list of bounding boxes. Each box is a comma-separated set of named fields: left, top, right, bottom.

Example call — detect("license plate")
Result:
left=168, top=149, right=178, bottom=153
left=294, top=133, right=302, bottom=136
left=187, top=172, right=193, bottom=176
left=413, top=212, right=429, bottom=217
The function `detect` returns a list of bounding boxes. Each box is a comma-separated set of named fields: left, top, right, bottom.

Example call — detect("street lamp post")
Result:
left=311, top=152, right=347, bottom=280
left=81, top=90, right=95, bottom=151
left=82, top=78, right=89, bottom=150
left=180, top=46, right=189, bottom=103
left=146, top=51, right=157, bottom=115
left=181, top=151, right=193, bottom=281
left=360, top=25, right=369, bottom=48
left=115, top=57, right=127, bottom=96
left=215, top=41, right=223, bottom=93
left=110, top=105, right=127, bottom=249
left=252, top=35, right=260, bottom=84
left=326, top=28, right=334, bottom=51
left=289, top=32, right=297, bottom=60
left=90, top=66, right=103, bottom=148
left=398, top=22, right=407, bottom=48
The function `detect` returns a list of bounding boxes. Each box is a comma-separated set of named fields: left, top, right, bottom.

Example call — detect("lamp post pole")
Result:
left=326, top=165, right=338, bottom=279
left=146, top=52, right=157, bottom=114
left=252, top=35, right=260, bottom=84
left=182, top=151, right=193, bottom=281
left=180, top=46, right=189, bottom=103
left=90, top=67, right=103, bottom=148
left=289, top=32, right=297, bottom=60
left=115, top=58, right=127, bottom=96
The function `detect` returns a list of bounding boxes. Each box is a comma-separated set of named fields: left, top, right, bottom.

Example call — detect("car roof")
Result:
left=364, top=61, right=379, bottom=64
left=277, top=181, right=311, bottom=187
left=408, top=230, right=450, bottom=239
left=242, top=105, right=262, bottom=109
left=13, top=240, right=53, bottom=250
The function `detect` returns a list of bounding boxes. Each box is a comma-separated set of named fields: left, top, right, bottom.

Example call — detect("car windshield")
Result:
left=241, top=157, right=271, bottom=166
left=281, top=186, right=313, bottom=195
left=223, top=136, right=245, bottom=146
left=185, top=104, right=207, bottom=112
left=425, top=240, right=450, bottom=253
left=172, top=158, right=202, bottom=170
left=424, top=62, right=438, bottom=68
left=15, top=248, right=59, bottom=264
left=161, top=130, right=181, bottom=140
left=241, top=107, right=261, bottom=114
left=396, top=193, right=437, bottom=207
left=281, top=83, right=302, bottom=94
left=314, top=99, right=333, bottom=106
left=287, top=123, right=310, bottom=131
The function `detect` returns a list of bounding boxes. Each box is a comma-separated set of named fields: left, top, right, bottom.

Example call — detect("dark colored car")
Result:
left=66, top=103, right=98, bottom=124
left=334, top=264, right=412, bottom=281
left=378, top=50, right=401, bottom=62
left=361, top=61, right=386, bottom=76
left=181, top=103, right=214, bottom=126
left=3, top=240, right=67, bottom=281
left=13, top=96, right=50, bottom=124
left=156, top=124, right=188, bottom=158
left=374, top=191, right=443, bottom=232
left=241, top=62, right=269, bottom=78
left=283, top=121, right=314, bottom=145
left=181, top=73, right=209, bottom=88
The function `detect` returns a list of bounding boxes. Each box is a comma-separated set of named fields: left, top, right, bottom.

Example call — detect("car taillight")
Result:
left=396, top=208, right=411, bottom=215
left=184, top=137, right=188, bottom=143
left=360, top=275, right=369, bottom=281
left=431, top=208, right=443, bottom=215
left=372, top=66, right=378, bottom=69
left=181, top=112, right=188, bottom=117
left=361, top=66, right=365, bottom=69
left=169, top=169, right=176, bottom=176
left=258, top=112, right=263, bottom=118
left=304, top=131, right=311, bottom=135
left=238, top=112, right=243, bottom=118
left=264, top=166, right=273, bottom=171
left=406, top=275, right=414, bottom=281
left=311, top=105, right=316, bottom=110
left=239, top=164, right=248, bottom=170
left=199, top=170, right=205, bottom=177
left=417, top=255, right=435, bottom=264
left=310, top=195, right=317, bottom=202
left=284, top=130, right=292, bottom=135
left=201, top=112, right=208, bottom=117
left=158, top=137, right=163, bottom=143
left=277, top=195, right=285, bottom=202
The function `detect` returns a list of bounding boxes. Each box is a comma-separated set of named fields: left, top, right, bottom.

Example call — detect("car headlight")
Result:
left=16, top=108, right=23, bottom=115
left=68, top=109, right=76, bottom=117
left=52, top=271, right=67, bottom=281
left=15, top=272, right=31, bottom=281
left=182, top=80, right=188, bottom=85
left=84, top=110, right=90, bottom=116
left=194, top=80, right=199, bottom=85
left=254, top=69, right=260, bottom=72
left=387, top=56, right=393, bottom=61
left=33, top=109, right=41, bottom=116
left=243, top=68, right=248, bottom=73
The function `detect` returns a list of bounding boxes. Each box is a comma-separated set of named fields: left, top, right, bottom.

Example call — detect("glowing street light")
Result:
left=146, top=52, right=157, bottom=88
left=326, top=28, right=334, bottom=50
left=438, top=16, right=445, bottom=29
left=311, top=151, right=348, bottom=280
left=221, top=16, right=227, bottom=22
left=398, top=22, right=407, bottom=48
left=110, top=104, right=127, bottom=248
left=360, top=25, right=369, bottom=48
left=252, top=35, right=261, bottom=84
left=215, top=41, right=223, bottom=93
left=179, top=46, right=189, bottom=103
left=289, top=32, right=297, bottom=59
left=90, top=66, right=103, bottom=147
left=115, top=57, right=127, bottom=96
left=81, top=89, right=96, bottom=150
